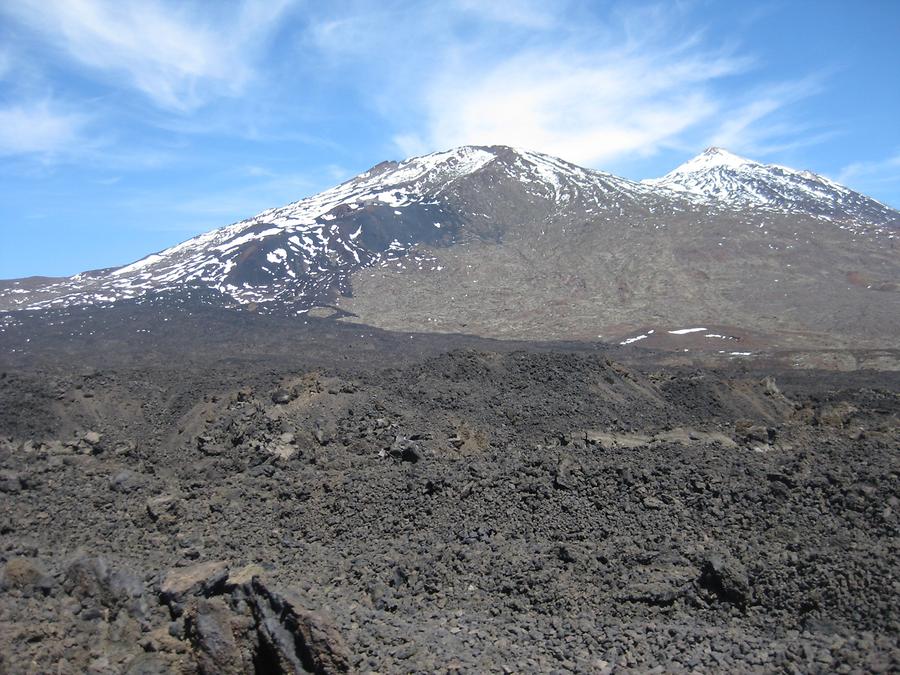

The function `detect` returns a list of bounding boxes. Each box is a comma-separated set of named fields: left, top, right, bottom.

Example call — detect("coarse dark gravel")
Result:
left=1, top=305, right=898, bottom=673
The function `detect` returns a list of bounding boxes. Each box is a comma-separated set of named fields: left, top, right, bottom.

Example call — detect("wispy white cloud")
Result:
left=837, top=153, right=900, bottom=200
left=0, top=1, right=834, bottom=177
left=411, top=42, right=748, bottom=165
left=452, top=0, right=561, bottom=29
left=0, top=100, right=90, bottom=157
left=244, top=165, right=276, bottom=178
left=2, top=0, right=295, bottom=111
left=325, top=164, right=350, bottom=181
left=115, top=169, right=319, bottom=230
left=391, top=133, right=429, bottom=159
left=706, top=77, right=828, bottom=156
left=302, top=3, right=821, bottom=167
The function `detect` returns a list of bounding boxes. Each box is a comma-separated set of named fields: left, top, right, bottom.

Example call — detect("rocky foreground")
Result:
left=1, top=309, right=899, bottom=673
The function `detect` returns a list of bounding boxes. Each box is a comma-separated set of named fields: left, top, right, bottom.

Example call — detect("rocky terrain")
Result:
left=1, top=301, right=899, bottom=673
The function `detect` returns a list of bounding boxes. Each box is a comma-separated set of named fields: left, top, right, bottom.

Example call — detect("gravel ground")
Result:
left=1, top=307, right=898, bottom=673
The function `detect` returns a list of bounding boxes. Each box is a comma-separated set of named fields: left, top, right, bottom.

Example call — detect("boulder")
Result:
left=642, top=496, right=665, bottom=510
left=64, top=556, right=146, bottom=618
left=0, top=469, right=23, bottom=493
left=146, top=494, right=181, bottom=527
left=110, top=469, right=145, bottom=493
left=390, top=436, right=422, bottom=463
left=0, top=557, right=55, bottom=593
left=185, top=597, right=253, bottom=675
left=734, top=420, right=775, bottom=445
left=249, top=579, right=351, bottom=674
left=82, top=430, right=102, bottom=447
left=160, top=561, right=229, bottom=611
left=226, top=564, right=266, bottom=588
left=271, top=389, right=294, bottom=405
left=698, top=554, right=751, bottom=609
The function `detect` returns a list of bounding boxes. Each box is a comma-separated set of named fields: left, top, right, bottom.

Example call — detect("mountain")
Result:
left=0, top=146, right=662, bottom=314
left=1, top=145, right=898, bottom=349
left=645, top=147, right=898, bottom=231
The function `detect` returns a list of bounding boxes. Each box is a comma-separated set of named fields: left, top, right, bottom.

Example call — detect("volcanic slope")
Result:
left=1, top=145, right=898, bottom=348
left=339, top=147, right=899, bottom=347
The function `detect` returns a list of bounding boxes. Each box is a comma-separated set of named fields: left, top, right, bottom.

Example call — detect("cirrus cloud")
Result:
left=1, top=0, right=296, bottom=112
left=408, top=43, right=748, bottom=166
left=0, top=100, right=89, bottom=157
left=304, top=2, right=823, bottom=168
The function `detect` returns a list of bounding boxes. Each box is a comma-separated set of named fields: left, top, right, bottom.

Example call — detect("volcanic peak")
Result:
left=664, top=146, right=759, bottom=175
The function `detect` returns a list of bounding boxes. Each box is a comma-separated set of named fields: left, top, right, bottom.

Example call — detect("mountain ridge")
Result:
left=1, top=144, right=898, bottom=350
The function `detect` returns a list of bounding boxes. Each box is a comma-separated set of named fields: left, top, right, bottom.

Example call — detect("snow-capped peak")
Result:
left=644, top=147, right=897, bottom=229
left=663, top=147, right=758, bottom=175
left=9, top=144, right=648, bottom=314
left=350, top=146, right=499, bottom=187
left=641, top=146, right=766, bottom=199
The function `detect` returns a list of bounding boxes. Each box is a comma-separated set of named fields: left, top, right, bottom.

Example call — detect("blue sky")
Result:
left=1, top=0, right=899, bottom=278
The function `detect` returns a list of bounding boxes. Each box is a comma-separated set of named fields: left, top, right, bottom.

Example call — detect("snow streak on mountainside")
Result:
left=645, top=147, right=898, bottom=233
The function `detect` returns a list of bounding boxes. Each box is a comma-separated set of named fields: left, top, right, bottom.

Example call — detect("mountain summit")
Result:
left=664, top=146, right=759, bottom=172
left=647, top=148, right=896, bottom=226
left=1, top=145, right=897, bottom=349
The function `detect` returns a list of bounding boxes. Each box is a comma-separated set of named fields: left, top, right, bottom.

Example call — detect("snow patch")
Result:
left=266, top=249, right=287, bottom=264
left=668, top=327, right=707, bottom=335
